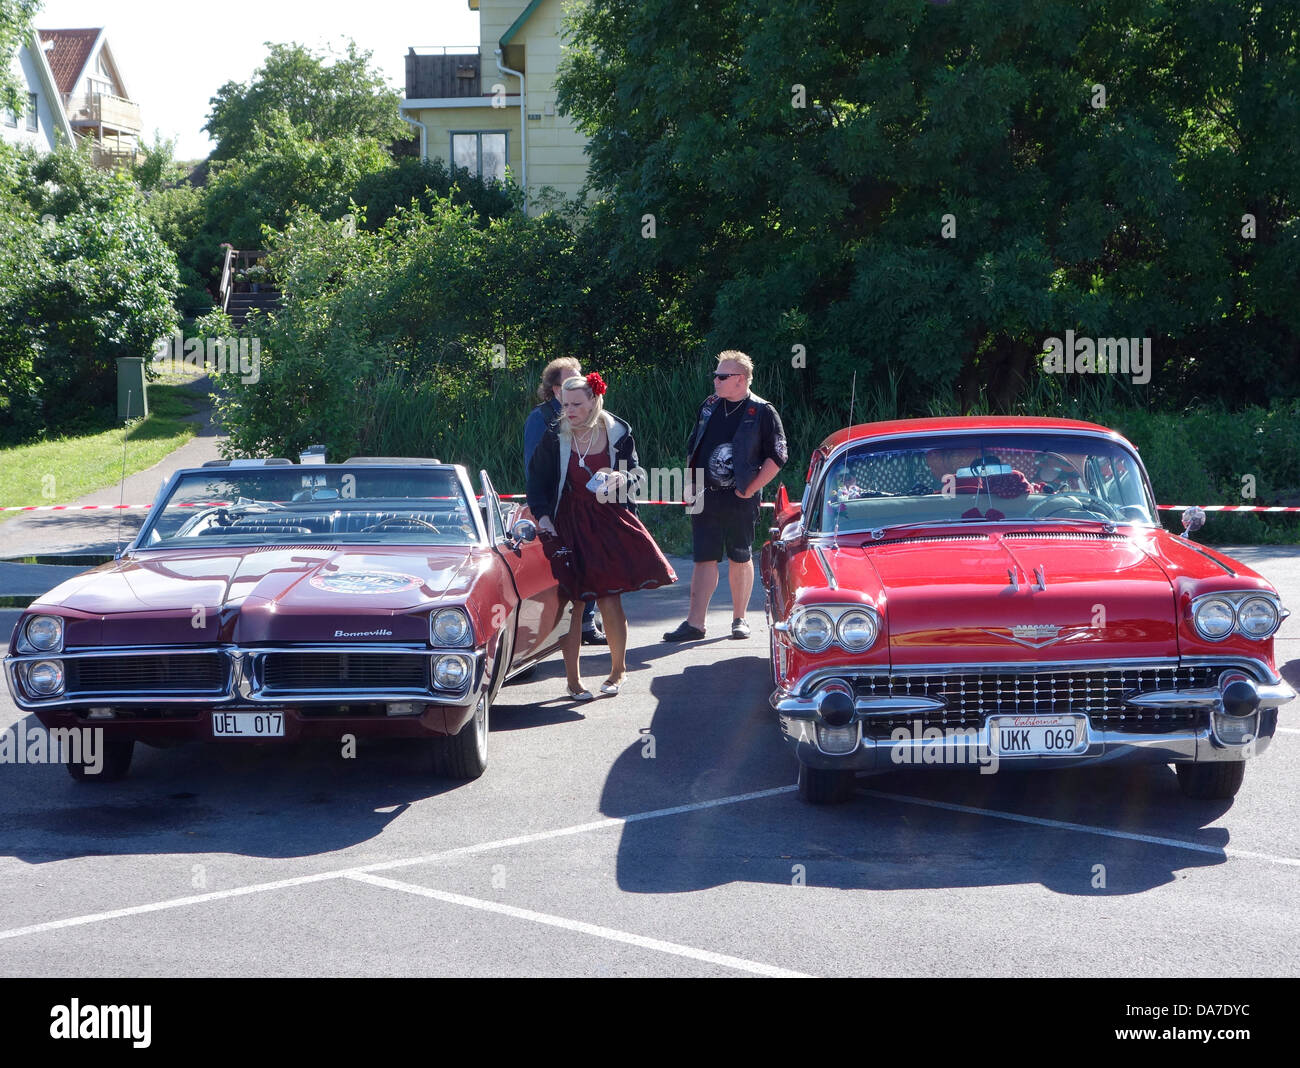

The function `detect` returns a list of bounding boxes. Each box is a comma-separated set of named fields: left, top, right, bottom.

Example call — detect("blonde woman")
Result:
left=526, top=372, right=676, bottom=699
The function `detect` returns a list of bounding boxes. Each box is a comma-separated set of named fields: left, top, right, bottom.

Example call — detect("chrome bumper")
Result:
left=4, top=644, right=485, bottom=711
left=778, top=713, right=1280, bottom=770
left=772, top=657, right=1294, bottom=770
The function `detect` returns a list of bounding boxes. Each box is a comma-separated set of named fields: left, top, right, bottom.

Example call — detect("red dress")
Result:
left=551, top=447, right=677, bottom=600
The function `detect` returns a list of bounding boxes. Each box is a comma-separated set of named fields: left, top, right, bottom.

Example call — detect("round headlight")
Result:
left=791, top=609, right=834, bottom=652
left=1237, top=597, right=1280, bottom=638
left=1193, top=598, right=1235, bottom=640
left=431, top=608, right=471, bottom=646
left=24, top=615, right=63, bottom=652
left=27, top=659, right=64, bottom=696
left=836, top=609, right=878, bottom=651
left=433, top=655, right=470, bottom=690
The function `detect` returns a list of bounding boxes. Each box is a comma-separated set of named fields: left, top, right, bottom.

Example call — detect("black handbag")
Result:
left=541, top=535, right=583, bottom=600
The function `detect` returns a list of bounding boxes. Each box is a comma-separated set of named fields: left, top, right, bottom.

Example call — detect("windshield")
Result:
left=138, top=467, right=481, bottom=548
left=810, top=433, right=1156, bottom=533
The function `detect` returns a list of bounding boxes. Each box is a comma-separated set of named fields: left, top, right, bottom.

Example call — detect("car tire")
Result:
left=432, top=689, right=489, bottom=780
left=66, top=737, right=134, bottom=782
left=1175, top=761, right=1245, bottom=800
left=797, top=762, right=856, bottom=804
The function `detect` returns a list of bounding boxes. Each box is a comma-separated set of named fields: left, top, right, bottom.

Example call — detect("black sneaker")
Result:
left=731, top=618, right=751, bottom=639
left=581, top=627, right=608, bottom=646
left=662, top=621, right=706, bottom=642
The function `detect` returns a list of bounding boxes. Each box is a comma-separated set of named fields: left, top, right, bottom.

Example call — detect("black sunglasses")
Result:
left=713, top=372, right=741, bottom=380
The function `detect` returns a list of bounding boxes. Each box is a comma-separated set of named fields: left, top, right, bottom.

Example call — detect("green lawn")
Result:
left=0, top=377, right=209, bottom=522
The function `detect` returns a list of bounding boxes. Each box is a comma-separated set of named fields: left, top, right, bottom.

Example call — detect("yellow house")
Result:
left=400, top=0, right=590, bottom=213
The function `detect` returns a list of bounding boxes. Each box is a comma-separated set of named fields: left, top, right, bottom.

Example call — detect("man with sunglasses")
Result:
left=663, top=351, right=787, bottom=642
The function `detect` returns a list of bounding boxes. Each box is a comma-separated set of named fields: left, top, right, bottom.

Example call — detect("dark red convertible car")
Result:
left=761, top=417, right=1294, bottom=803
left=4, top=459, right=566, bottom=781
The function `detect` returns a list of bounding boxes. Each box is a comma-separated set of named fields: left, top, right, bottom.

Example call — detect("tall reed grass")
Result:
left=352, top=363, right=1300, bottom=552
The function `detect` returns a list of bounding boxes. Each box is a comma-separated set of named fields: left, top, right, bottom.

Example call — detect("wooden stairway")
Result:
left=217, top=247, right=281, bottom=328
left=226, top=288, right=281, bottom=328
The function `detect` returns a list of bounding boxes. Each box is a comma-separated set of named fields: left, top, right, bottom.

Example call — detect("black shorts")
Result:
left=692, top=494, right=760, bottom=563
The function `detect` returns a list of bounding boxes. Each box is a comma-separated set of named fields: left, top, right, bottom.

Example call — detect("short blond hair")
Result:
left=537, top=357, right=582, bottom=402
left=558, top=375, right=605, bottom=438
left=716, top=350, right=753, bottom=381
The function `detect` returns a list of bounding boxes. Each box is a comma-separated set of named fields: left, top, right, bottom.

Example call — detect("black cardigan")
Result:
left=526, top=412, right=645, bottom=521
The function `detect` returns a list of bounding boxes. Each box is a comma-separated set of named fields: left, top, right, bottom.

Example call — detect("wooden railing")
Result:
left=63, top=91, right=142, bottom=132
left=217, top=249, right=269, bottom=314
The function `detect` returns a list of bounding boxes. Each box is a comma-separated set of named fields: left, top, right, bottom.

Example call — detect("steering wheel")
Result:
left=361, top=516, right=442, bottom=534
left=1033, top=451, right=1085, bottom=487
left=1027, top=492, right=1121, bottom=521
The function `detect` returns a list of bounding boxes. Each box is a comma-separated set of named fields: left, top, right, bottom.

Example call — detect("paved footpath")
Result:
left=0, top=380, right=226, bottom=560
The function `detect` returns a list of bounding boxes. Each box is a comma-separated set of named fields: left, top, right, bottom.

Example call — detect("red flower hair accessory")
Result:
left=586, top=372, right=607, bottom=396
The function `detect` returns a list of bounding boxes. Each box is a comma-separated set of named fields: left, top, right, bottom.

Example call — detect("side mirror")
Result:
left=1180, top=506, right=1206, bottom=538
left=509, top=518, right=537, bottom=545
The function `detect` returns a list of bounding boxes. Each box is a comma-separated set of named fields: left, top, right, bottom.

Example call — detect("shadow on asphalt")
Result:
left=601, top=655, right=1236, bottom=898
left=0, top=711, right=467, bottom=864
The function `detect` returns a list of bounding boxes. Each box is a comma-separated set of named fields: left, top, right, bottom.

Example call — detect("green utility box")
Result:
left=116, top=357, right=148, bottom=421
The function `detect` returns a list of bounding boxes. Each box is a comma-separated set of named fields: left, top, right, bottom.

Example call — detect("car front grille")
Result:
left=261, top=652, right=429, bottom=692
left=855, top=664, right=1220, bottom=739
left=65, top=654, right=227, bottom=695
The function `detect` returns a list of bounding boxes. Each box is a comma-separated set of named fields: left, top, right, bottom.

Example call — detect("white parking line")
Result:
left=1275, top=727, right=1300, bottom=735
left=0, top=784, right=796, bottom=943
left=862, top=790, right=1300, bottom=867
left=346, top=871, right=811, bottom=978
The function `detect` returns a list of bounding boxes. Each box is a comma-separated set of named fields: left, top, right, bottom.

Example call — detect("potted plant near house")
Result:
left=244, top=265, right=268, bottom=293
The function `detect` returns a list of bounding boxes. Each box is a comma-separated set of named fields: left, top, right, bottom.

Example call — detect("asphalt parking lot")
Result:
left=1, top=545, right=1297, bottom=978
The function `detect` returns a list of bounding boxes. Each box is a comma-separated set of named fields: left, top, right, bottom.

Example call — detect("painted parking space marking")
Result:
left=0, top=784, right=796, bottom=943
left=345, top=871, right=810, bottom=977
left=0, top=870, right=345, bottom=942
left=862, top=789, right=1300, bottom=868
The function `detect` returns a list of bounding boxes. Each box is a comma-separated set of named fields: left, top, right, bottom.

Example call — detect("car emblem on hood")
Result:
left=309, top=571, right=422, bottom=595
left=982, top=624, right=1065, bottom=649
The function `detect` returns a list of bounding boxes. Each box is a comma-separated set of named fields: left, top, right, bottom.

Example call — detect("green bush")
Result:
left=0, top=145, right=179, bottom=443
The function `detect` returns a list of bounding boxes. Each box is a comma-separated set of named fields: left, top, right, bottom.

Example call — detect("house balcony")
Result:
left=89, top=143, right=143, bottom=169
left=63, top=91, right=142, bottom=135
left=405, top=46, right=484, bottom=99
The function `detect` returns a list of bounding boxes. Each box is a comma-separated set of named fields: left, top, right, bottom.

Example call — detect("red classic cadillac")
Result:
left=4, top=459, right=564, bottom=781
left=760, top=417, right=1294, bottom=804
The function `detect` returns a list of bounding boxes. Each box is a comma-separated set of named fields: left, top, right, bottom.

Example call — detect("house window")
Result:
left=451, top=131, right=507, bottom=183
left=3, top=103, right=14, bottom=127
left=25, top=93, right=37, bottom=131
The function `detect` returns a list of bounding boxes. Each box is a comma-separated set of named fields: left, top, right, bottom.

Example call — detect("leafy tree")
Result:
left=0, top=0, right=38, bottom=118
left=132, top=132, right=188, bottom=193
left=204, top=40, right=410, bottom=161
left=0, top=146, right=179, bottom=440
left=348, top=156, right=520, bottom=231
left=557, top=0, right=1300, bottom=412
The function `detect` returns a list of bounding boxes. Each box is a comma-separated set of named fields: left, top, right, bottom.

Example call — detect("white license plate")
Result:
left=212, top=711, right=285, bottom=738
left=989, top=714, right=1087, bottom=756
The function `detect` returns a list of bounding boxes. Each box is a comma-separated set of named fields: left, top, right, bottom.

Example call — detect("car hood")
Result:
left=829, top=529, right=1180, bottom=664
left=36, top=546, right=480, bottom=646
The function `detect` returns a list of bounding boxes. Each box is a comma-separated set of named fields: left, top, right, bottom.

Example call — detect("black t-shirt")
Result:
left=695, top=399, right=747, bottom=492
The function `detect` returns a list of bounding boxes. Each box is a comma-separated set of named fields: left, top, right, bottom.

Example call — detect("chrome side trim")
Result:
left=812, top=545, right=837, bottom=589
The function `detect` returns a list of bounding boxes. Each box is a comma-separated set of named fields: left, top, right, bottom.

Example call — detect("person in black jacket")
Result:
left=524, top=357, right=604, bottom=645
left=527, top=373, right=676, bottom=700
left=663, top=350, right=787, bottom=642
